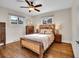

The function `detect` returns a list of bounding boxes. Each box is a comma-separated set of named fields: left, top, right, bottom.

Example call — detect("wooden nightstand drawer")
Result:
left=26, top=26, right=34, bottom=34
left=54, top=34, right=62, bottom=43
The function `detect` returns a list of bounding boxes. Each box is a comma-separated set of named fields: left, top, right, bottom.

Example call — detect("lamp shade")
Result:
left=28, top=19, right=32, bottom=26
left=55, top=24, right=62, bottom=30
left=55, top=24, right=62, bottom=34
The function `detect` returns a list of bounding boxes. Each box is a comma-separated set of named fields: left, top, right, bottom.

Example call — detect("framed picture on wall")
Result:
left=42, top=17, right=54, bottom=24
left=10, top=15, right=24, bottom=24
left=18, top=17, right=23, bottom=24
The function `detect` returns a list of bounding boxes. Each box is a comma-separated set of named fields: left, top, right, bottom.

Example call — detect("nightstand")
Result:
left=54, top=34, right=62, bottom=43
left=26, top=26, right=34, bottom=34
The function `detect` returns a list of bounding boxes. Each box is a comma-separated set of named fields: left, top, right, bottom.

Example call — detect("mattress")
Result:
left=22, top=34, right=54, bottom=50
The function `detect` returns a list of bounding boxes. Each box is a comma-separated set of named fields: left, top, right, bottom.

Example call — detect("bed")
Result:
left=20, top=24, right=55, bottom=57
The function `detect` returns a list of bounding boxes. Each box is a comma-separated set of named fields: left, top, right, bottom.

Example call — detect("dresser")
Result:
left=0, top=22, right=6, bottom=46
left=26, top=26, right=34, bottom=34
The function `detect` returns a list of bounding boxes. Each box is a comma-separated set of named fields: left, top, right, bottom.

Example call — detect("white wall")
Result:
left=71, top=0, right=79, bottom=57
left=31, top=9, right=72, bottom=43
left=0, top=7, right=28, bottom=43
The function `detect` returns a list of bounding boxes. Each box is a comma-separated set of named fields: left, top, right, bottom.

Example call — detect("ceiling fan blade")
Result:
left=20, top=6, right=29, bottom=8
left=34, top=9, right=40, bottom=12
left=25, top=0, right=30, bottom=5
left=34, top=4, right=42, bottom=7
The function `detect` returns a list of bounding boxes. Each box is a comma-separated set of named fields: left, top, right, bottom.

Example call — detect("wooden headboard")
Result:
left=39, top=24, right=55, bottom=34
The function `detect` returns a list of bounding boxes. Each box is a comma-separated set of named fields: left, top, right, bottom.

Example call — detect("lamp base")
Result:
left=36, top=29, right=39, bottom=33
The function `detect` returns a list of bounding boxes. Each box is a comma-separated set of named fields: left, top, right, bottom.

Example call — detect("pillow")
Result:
left=39, top=29, right=53, bottom=34
left=39, top=29, right=45, bottom=34
left=44, top=29, right=53, bottom=34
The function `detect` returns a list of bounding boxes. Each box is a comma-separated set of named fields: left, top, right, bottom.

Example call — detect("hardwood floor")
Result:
left=0, top=41, right=74, bottom=58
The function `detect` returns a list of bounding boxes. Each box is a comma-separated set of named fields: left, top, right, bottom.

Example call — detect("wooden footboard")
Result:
left=20, top=38, right=44, bottom=58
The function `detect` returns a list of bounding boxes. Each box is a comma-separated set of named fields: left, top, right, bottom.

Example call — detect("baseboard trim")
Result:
left=6, top=39, right=19, bottom=44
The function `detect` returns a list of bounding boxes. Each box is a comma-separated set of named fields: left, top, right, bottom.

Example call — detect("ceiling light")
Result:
left=29, top=7, right=34, bottom=10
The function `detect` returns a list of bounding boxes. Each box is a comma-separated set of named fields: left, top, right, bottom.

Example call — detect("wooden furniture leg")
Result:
left=39, top=43, right=44, bottom=58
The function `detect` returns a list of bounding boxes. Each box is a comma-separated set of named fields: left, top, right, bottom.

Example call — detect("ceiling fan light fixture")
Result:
left=20, top=0, right=42, bottom=12
left=29, top=7, right=34, bottom=10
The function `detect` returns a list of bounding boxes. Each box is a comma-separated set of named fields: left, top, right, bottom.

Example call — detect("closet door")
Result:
left=0, top=22, right=6, bottom=46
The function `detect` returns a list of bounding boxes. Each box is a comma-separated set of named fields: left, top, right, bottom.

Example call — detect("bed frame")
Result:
left=20, top=24, right=55, bottom=58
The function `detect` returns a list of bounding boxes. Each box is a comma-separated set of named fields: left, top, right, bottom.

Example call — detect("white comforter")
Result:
left=23, top=34, right=54, bottom=50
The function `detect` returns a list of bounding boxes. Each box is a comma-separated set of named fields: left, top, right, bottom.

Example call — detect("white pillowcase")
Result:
left=40, top=29, right=45, bottom=34
left=40, top=29, right=53, bottom=34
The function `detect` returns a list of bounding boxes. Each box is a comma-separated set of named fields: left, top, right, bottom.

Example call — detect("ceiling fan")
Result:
left=20, top=0, right=42, bottom=12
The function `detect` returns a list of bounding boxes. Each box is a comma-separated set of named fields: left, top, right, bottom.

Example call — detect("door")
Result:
left=0, top=22, right=6, bottom=46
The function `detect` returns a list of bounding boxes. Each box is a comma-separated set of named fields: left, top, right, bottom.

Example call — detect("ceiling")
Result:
left=0, top=0, right=73, bottom=16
